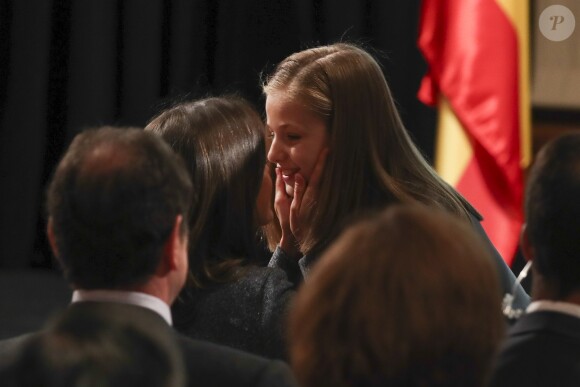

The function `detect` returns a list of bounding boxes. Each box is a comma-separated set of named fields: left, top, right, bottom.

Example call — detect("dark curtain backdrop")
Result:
left=0, top=0, right=435, bottom=268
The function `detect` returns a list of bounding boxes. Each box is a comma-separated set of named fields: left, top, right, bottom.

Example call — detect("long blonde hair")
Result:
left=263, top=43, right=474, bottom=255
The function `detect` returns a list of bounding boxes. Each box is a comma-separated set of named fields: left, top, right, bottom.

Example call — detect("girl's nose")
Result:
left=267, top=137, right=284, bottom=164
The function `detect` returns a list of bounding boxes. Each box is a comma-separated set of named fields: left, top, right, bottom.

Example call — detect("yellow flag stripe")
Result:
left=494, top=0, right=531, bottom=167
left=434, top=97, right=472, bottom=186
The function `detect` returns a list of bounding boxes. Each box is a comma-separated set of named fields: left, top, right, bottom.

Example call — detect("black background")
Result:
left=0, top=0, right=435, bottom=268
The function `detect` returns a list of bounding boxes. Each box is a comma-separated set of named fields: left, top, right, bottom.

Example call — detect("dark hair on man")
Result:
left=0, top=305, right=186, bottom=387
left=145, top=96, right=267, bottom=287
left=525, top=132, right=580, bottom=298
left=46, top=126, right=193, bottom=289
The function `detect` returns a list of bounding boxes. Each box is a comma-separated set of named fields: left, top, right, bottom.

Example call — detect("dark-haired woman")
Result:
left=145, top=96, right=296, bottom=360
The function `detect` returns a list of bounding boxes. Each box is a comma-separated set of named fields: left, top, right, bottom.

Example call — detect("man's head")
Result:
left=524, top=132, right=580, bottom=299
left=46, top=127, right=192, bottom=293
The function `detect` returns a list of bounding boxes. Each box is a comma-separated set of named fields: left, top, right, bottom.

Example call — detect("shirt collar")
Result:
left=527, top=300, right=580, bottom=319
left=72, top=289, right=173, bottom=325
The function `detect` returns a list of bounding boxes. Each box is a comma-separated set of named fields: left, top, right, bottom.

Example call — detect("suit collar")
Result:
left=72, top=289, right=172, bottom=325
left=510, top=311, right=580, bottom=341
left=67, top=301, right=171, bottom=329
left=527, top=300, right=580, bottom=319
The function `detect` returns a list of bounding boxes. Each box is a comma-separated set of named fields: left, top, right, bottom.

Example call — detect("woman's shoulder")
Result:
left=237, top=265, right=297, bottom=296
left=194, top=265, right=295, bottom=301
left=174, top=267, right=287, bottom=325
left=173, top=266, right=293, bottom=360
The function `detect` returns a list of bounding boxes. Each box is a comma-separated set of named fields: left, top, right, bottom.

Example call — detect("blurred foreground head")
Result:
left=289, top=204, right=505, bottom=387
left=0, top=304, right=186, bottom=387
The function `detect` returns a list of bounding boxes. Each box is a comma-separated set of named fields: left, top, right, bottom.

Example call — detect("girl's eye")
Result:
left=267, top=130, right=275, bottom=138
left=287, top=134, right=301, bottom=140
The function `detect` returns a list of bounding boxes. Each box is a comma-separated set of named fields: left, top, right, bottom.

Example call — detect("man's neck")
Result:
left=531, top=274, right=580, bottom=305
left=561, top=293, right=580, bottom=305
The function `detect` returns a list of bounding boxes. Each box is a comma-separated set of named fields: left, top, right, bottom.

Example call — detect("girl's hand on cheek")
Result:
left=289, top=148, right=328, bottom=243
left=274, top=167, right=300, bottom=259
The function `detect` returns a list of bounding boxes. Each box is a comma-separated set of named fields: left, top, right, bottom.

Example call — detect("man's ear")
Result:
left=162, top=215, right=186, bottom=271
left=520, top=223, right=534, bottom=262
left=47, top=218, right=59, bottom=258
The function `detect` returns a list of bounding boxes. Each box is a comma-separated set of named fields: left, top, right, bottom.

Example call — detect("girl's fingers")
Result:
left=290, top=174, right=305, bottom=220
left=290, top=173, right=305, bottom=240
left=274, top=168, right=285, bottom=199
left=292, top=174, right=305, bottom=210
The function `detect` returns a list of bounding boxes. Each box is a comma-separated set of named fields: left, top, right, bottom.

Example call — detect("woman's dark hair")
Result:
left=146, top=96, right=268, bottom=287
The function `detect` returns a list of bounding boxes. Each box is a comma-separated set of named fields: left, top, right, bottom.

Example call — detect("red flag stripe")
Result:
left=418, top=0, right=525, bottom=264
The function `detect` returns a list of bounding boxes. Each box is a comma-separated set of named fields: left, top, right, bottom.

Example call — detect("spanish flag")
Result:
left=418, top=0, right=531, bottom=266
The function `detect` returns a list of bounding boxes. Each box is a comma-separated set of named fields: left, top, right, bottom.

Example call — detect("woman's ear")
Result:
left=520, top=223, right=534, bottom=262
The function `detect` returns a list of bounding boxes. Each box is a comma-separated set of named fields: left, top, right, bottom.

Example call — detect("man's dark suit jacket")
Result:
left=0, top=302, right=298, bottom=387
left=489, top=311, right=580, bottom=387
